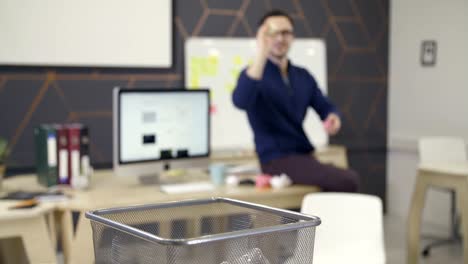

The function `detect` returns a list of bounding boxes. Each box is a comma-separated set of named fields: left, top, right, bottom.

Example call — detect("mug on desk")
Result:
left=209, top=163, right=226, bottom=186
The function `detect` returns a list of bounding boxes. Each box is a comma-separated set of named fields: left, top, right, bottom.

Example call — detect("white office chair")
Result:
left=414, top=137, right=467, bottom=257
left=301, top=193, right=386, bottom=264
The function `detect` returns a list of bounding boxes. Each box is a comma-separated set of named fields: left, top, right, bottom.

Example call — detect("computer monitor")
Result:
left=112, top=87, right=210, bottom=181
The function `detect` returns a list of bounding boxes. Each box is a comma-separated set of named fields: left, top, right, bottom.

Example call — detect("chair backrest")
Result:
left=418, top=137, right=467, bottom=163
left=301, top=193, right=386, bottom=264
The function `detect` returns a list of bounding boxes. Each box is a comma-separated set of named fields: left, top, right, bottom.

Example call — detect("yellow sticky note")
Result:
left=210, top=90, right=215, bottom=100
left=233, top=56, right=243, bottom=66
left=200, top=56, right=218, bottom=76
left=190, top=57, right=202, bottom=75
left=231, top=69, right=241, bottom=80
left=225, top=83, right=235, bottom=93
left=208, top=55, right=219, bottom=64
left=189, top=75, right=200, bottom=88
left=198, top=58, right=206, bottom=75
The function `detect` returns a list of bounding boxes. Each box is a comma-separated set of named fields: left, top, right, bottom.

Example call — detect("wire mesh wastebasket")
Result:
left=86, top=197, right=321, bottom=264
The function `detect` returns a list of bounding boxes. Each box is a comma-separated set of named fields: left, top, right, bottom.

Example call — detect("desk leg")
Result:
left=0, top=238, right=28, bottom=264
left=21, top=216, right=57, bottom=264
left=456, top=181, right=468, bottom=264
left=59, top=210, right=74, bottom=264
left=407, top=172, right=428, bottom=264
left=69, top=211, right=94, bottom=264
left=47, top=211, right=57, bottom=252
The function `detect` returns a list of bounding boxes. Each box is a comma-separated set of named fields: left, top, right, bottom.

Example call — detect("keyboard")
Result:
left=160, top=182, right=215, bottom=194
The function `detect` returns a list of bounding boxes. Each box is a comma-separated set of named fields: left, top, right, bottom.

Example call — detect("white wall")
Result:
left=389, top=0, right=468, bottom=144
left=388, top=0, right=468, bottom=229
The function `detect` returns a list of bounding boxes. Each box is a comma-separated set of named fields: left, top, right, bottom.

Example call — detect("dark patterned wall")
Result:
left=0, top=0, right=388, bottom=199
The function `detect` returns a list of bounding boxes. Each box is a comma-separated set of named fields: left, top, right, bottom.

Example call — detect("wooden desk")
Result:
left=3, top=172, right=319, bottom=264
left=211, top=145, right=349, bottom=169
left=1, top=145, right=346, bottom=263
left=0, top=201, right=56, bottom=264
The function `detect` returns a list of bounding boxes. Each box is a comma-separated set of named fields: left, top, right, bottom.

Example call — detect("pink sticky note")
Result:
left=210, top=105, right=217, bottom=114
left=255, top=174, right=272, bottom=188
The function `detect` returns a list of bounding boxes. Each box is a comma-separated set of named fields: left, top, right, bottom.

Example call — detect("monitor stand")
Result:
left=138, top=173, right=160, bottom=185
left=137, top=162, right=178, bottom=185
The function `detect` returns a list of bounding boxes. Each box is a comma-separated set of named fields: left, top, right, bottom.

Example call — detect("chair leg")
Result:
left=421, top=190, right=462, bottom=257
left=456, top=181, right=468, bottom=264
left=422, top=237, right=462, bottom=257
left=407, top=173, right=428, bottom=264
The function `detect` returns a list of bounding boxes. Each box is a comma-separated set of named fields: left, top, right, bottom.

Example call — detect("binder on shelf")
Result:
left=36, top=122, right=91, bottom=188
left=73, top=124, right=92, bottom=189
left=57, top=125, right=69, bottom=185
left=79, top=126, right=91, bottom=177
left=34, top=124, right=58, bottom=187
left=66, top=124, right=82, bottom=188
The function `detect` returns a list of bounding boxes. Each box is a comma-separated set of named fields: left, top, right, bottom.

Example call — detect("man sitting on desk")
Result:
left=232, top=10, right=359, bottom=192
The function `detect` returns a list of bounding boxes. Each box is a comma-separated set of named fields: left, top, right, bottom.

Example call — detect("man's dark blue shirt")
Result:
left=233, top=59, right=338, bottom=164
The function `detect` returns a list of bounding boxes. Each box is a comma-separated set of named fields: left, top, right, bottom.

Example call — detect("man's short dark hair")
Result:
left=257, top=9, right=294, bottom=29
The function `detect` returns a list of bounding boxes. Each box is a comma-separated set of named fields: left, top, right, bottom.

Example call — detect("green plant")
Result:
left=0, top=137, right=7, bottom=165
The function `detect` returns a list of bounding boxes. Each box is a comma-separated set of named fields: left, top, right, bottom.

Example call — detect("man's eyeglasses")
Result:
left=268, top=30, right=294, bottom=38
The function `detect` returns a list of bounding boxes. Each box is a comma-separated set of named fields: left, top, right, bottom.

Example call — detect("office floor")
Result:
left=385, top=214, right=462, bottom=264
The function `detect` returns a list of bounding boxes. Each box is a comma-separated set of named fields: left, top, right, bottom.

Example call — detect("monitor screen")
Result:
left=117, top=89, right=210, bottom=165
left=119, top=90, right=209, bottom=163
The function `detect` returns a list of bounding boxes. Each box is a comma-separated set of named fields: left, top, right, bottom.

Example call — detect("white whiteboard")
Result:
left=185, top=38, right=328, bottom=151
left=0, top=0, right=172, bottom=68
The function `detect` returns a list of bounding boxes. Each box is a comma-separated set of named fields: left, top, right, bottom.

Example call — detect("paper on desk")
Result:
left=226, top=164, right=260, bottom=174
left=35, top=192, right=71, bottom=202
left=160, top=182, right=215, bottom=194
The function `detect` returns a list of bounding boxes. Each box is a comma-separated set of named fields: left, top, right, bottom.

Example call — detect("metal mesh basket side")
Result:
left=89, top=200, right=316, bottom=241
left=91, top=222, right=168, bottom=264
left=90, top=220, right=316, bottom=264
left=87, top=199, right=320, bottom=263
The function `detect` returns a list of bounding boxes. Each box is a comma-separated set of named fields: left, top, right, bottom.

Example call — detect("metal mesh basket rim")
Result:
left=86, top=197, right=321, bottom=246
